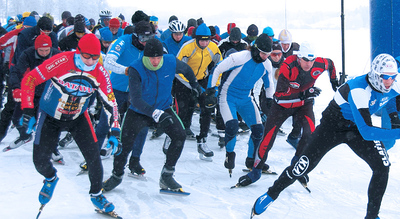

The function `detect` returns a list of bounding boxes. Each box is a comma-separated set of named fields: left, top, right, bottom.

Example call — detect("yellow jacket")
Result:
left=177, top=39, right=222, bottom=83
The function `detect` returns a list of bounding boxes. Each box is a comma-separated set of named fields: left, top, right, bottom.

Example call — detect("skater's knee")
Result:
left=250, top=124, right=263, bottom=139
left=225, top=120, right=239, bottom=137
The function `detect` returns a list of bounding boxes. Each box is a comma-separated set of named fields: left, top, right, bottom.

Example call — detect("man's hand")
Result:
left=299, top=87, right=322, bottom=100
left=20, top=108, right=36, bottom=134
left=152, top=109, right=174, bottom=129
left=330, top=78, right=339, bottom=92
left=106, top=128, right=122, bottom=156
left=12, top=89, right=21, bottom=102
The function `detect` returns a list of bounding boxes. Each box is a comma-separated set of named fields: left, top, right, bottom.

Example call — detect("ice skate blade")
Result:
left=159, top=188, right=190, bottom=196
left=95, top=209, right=123, bottom=218
left=127, top=172, right=147, bottom=181
left=199, top=153, right=213, bottom=162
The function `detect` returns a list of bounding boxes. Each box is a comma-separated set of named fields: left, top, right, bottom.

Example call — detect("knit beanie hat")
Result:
left=263, top=26, right=274, bottom=37
left=134, top=20, right=153, bottom=35
left=35, top=34, right=52, bottom=49
left=169, top=15, right=178, bottom=23
left=254, top=33, right=272, bottom=53
left=272, top=41, right=282, bottom=51
left=131, top=10, right=149, bottom=24
left=118, top=13, right=125, bottom=21
left=77, top=33, right=100, bottom=55
left=23, top=16, right=37, bottom=27
left=101, top=29, right=113, bottom=42
left=62, top=11, right=72, bottom=20
left=37, top=16, right=53, bottom=31
left=229, top=27, right=241, bottom=42
left=109, top=18, right=120, bottom=28
left=195, top=23, right=211, bottom=40
left=247, top=24, right=258, bottom=37
left=143, top=38, right=164, bottom=57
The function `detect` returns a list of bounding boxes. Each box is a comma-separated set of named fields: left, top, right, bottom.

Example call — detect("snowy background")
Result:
left=2, top=1, right=400, bottom=219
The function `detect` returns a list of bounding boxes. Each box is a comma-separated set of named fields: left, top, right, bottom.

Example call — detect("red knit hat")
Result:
left=35, top=34, right=52, bottom=49
left=77, top=33, right=101, bottom=55
left=109, top=18, right=120, bottom=28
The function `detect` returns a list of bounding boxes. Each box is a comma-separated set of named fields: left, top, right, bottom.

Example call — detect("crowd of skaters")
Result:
left=1, top=8, right=392, bottom=219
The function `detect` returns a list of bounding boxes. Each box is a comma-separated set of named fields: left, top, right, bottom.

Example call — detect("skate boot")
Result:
left=102, top=172, right=123, bottom=192
left=162, top=135, right=171, bottom=155
left=9, top=134, right=33, bottom=149
left=185, top=128, right=196, bottom=140
left=217, top=130, right=225, bottom=148
left=286, top=135, right=300, bottom=149
left=224, top=151, right=236, bottom=177
left=129, top=157, right=146, bottom=176
left=59, top=132, right=73, bottom=148
left=196, top=136, right=214, bottom=161
left=52, top=149, right=65, bottom=165
left=252, top=192, right=274, bottom=216
left=159, top=165, right=182, bottom=191
left=90, top=192, right=115, bottom=212
left=76, top=161, right=88, bottom=176
left=39, top=175, right=59, bottom=205
left=245, top=157, right=255, bottom=170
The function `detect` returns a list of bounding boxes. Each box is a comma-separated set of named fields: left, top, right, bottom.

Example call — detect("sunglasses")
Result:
left=380, top=74, right=397, bottom=80
left=78, top=47, right=100, bottom=60
left=301, top=56, right=316, bottom=62
left=270, top=52, right=282, bottom=57
left=138, top=34, right=155, bottom=42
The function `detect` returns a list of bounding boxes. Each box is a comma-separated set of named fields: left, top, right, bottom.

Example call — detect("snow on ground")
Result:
left=1, top=28, right=400, bottom=219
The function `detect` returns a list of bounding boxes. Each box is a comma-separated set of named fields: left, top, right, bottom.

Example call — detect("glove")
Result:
left=237, top=168, right=262, bottom=187
left=203, top=88, right=217, bottom=109
left=389, top=112, right=400, bottom=129
left=12, top=89, right=21, bottom=102
left=106, top=128, right=122, bottom=156
left=330, top=78, right=339, bottom=92
left=152, top=109, right=174, bottom=129
left=191, top=84, right=202, bottom=99
left=299, top=87, right=322, bottom=100
left=19, top=108, right=36, bottom=134
left=125, top=67, right=129, bottom=76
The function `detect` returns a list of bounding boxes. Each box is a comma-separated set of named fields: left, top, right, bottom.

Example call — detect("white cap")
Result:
left=278, top=29, right=292, bottom=44
left=297, top=42, right=316, bottom=59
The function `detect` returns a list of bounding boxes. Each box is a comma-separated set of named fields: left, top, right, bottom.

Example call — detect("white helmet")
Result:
left=297, top=42, right=316, bottom=61
left=368, top=53, right=398, bottom=93
left=169, top=20, right=185, bottom=33
left=99, top=10, right=112, bottom=18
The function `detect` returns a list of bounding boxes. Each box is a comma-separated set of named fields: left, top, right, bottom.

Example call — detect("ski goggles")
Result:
left=78, top=47, right=100, bottom=60
left=380, top=73, right=397, bottom=80
left=270, top=52, right=282, bottom=57
left=138, top=34, right=155, bottom=42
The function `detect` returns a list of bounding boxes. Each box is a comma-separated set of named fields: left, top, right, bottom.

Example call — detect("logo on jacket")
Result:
left=312, top=70, right=322, bottom=76
left=46, top=56, right=68, bottom=72
left=289, top=82, right=300, bottom=89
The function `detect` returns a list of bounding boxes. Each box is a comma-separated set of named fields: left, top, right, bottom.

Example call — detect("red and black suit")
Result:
left=254, top=55, right=337, bottom=168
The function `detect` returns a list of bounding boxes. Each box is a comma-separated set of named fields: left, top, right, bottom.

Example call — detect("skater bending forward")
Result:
left=250, top=54, right=400, bottom=219
left=103, top=38, right=202, bottom=192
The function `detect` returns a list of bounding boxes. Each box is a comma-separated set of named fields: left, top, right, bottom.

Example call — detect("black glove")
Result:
left=330, top=78, right=339, bottom=92
left=203, top=88, right=217, bottom=109
left=299, top=87, right=322, bottom=100
left=20, top=108, right=36, bottom=134
left=152, top=109, right=174, bottom=129
left=191, top=84, right=202, bottom=99
left=389, top=112, right=400, bottom=129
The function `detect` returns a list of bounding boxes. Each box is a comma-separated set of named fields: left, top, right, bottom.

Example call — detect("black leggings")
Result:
left=33, top=110, right=102, bottom=194
left=267, top=103, right=390, bottom=219
left=112, top=108, right=186, bottom=176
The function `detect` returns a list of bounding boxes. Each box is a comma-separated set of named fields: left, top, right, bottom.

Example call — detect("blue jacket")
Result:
left=99, top=26, right=123, bottom=41
left=106, top=34, right=143, bottom=92
left=128, top=54, right=199, bottom=117
left=162, top=35, right=191, bottom=56
left=334, top=74, right=400, bottom=141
